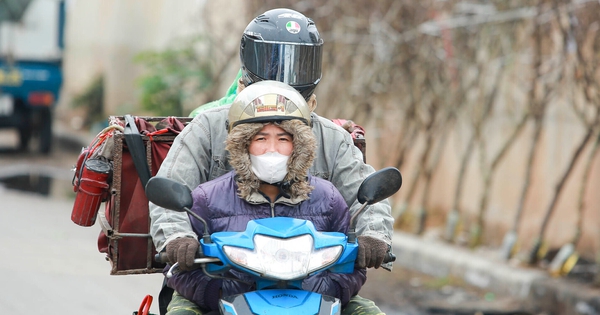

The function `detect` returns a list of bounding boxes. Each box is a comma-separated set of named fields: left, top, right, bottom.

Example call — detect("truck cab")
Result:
left=0, top=0, right=65, bottom=153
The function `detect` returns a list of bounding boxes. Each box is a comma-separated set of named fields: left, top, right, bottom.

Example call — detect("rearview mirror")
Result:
left=349, top=167, right=402, bottom=242
left=357, top=167, right=402, bottom=205
left=145, top=176, right=193, bottom=211
left=146, top=176, right=212, bottom=240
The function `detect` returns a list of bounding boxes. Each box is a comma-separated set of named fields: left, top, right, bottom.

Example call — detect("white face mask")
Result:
left=250, top=152, right=290, bottom=184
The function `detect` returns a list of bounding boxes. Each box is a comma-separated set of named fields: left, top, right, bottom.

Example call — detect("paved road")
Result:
left=2, top=132, right=168, bottom=314
left=0, top=188, right=164, bottom=314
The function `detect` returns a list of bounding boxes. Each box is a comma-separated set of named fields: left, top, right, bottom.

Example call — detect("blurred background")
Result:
left=1, top=0, right=600, bottom=314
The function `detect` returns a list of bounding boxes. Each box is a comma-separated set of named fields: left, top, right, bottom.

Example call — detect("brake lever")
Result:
left=166, top=258, right=223, bottom=278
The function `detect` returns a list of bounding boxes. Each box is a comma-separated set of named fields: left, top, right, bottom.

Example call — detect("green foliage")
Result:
left=135, top=36, right=214, bottom=117
left=72, top=74, right=104, bottom=127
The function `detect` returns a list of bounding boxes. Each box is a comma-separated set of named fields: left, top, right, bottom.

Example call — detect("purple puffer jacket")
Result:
left=166, top=171, right=367, bottom=311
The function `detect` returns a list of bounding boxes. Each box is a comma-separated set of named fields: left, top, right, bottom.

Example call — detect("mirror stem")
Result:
left=184, top=207, right=212, bottom=244
left=349, top=203, right=368, bottom=233
left=348, top=229, right=357, bottom=244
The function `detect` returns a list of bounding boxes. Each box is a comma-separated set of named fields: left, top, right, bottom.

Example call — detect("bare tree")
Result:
left=241, top=0, right=600, bottom=264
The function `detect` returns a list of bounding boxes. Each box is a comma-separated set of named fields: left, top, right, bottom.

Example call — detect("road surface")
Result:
left=0, top=188, right=165, bottom=314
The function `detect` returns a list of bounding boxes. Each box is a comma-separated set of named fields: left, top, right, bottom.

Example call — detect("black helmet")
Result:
left=240, top=8, right=323, bottom=101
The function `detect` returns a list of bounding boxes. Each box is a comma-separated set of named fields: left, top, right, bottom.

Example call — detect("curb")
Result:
left=391, top=231, right=600, bottom=314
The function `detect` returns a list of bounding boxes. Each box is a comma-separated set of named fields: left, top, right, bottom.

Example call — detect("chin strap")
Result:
left=277, top=180, right=292, bottom=199
left=258, top=180, right=293, bottom=199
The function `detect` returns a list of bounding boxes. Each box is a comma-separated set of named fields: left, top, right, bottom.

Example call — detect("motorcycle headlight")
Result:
left=223, top=234, right=342, bottom=280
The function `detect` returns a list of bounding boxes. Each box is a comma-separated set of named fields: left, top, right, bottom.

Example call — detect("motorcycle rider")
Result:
left=150, top=8, right=391, bottom=314
left=166, top=80, right=368, bottom=314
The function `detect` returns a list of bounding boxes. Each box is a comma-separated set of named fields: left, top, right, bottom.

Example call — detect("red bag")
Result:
left=95, top=116, right=189, bottom=275
left=331, top=119, right=367, bottom=163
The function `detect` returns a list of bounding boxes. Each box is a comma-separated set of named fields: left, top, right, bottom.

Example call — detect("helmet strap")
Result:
left=259, top=179, right=293, bottom=199
left=237, top=77, right=246, bottom=94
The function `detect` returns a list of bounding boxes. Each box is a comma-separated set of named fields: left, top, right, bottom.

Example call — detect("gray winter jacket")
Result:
left=149, top=105, right=394, bottom=261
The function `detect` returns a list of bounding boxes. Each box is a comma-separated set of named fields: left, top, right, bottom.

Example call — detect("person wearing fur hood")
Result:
left=164, top=81, right=367, bottom=314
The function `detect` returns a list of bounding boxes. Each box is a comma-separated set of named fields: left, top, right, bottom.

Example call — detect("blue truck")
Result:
left=0, top=0, right=65, bottom=153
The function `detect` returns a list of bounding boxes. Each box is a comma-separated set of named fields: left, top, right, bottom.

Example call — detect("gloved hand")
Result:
left=356, top=235, right=389, bottom=269
left=165, top=237, right=200, bottom=271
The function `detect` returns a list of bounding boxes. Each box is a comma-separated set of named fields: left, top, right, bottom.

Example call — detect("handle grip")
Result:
left=155, top=246, right=206, bottom=264
left=155, top=252, right=169, bottom=263
left=383, top=252, right=396, bottom=264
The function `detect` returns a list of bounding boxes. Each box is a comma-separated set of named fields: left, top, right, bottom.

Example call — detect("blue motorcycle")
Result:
left=144, top=167, right=402, bottom=315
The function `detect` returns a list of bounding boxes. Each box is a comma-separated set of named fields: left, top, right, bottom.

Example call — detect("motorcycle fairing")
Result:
left=201, top=217, right=357, bottom=276
left=211, top=217, right=347, bottom=249
left=220, top=289, right=341, bottom=315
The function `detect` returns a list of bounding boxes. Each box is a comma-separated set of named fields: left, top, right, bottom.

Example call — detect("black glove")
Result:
left=165, top=237, right=199, bottom=271
left=356, top=235, right=389, bottom=269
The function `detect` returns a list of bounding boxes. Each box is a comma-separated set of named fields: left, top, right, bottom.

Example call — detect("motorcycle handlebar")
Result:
left=155, top=252, right=169, bottom=264
left=156, top=248, right=397, bottom=269
left=383, top=252, right=396, bottom=264
left=156, top=251, right=221, bottom=278
left=155, top=245, right=206, bottom=264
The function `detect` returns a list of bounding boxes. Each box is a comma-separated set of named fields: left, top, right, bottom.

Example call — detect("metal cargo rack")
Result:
left=98, top=116, right=192, bottom=275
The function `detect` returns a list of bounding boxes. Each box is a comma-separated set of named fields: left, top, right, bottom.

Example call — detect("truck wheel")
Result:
left=38, top=108, right=53, bottom=154
left=18, top=126, right=31, bottom=151
left=16, top=103, right=32, bottom=152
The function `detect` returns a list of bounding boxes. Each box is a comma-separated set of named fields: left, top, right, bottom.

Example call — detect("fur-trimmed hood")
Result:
left=225, top=120, right=316, bottom=200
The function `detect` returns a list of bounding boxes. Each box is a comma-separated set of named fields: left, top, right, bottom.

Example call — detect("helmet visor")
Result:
left=242, top=40, right=323, bottom=86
